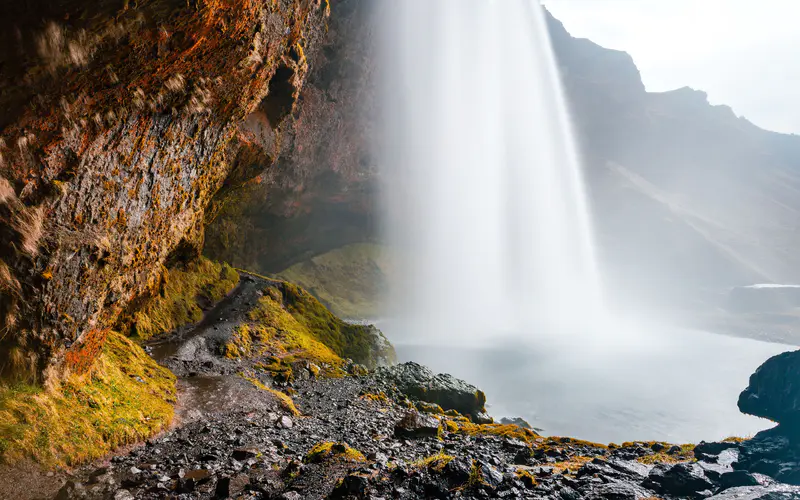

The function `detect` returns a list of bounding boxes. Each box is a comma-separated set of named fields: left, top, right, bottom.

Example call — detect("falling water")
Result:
left=379, top=0, right=604, bottom=345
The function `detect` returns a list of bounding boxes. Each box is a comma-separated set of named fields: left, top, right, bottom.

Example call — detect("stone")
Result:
left=478, top=461, right=504, bottom=489
left=279, top=415, right=294, bottom=429
left=738, top=350, right=800, bottom=426
left=394, top=410, right=441, bottom=439
left=113, top=490, right=135, bottom=500
left=231, top=447, right=260, bottom=460
left=184, top=469, right=213, bottom=482
left=215, top=474, right=249, bottom=498
left=642, top=462, right=717, bottom=499
left=331, top=474, right=370, bottom=498
left=719, top=471, right=761, bottom=490
left=708, top=484, right=800, bottom=499
left=375, top=362, right=489, bottom=421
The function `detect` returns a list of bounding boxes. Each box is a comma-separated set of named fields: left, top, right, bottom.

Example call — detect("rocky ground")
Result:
left=29, top=274, right=800, bottom=499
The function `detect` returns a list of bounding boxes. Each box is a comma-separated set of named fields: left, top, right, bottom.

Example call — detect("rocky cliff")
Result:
left=0, top=0, right=329, bottom=380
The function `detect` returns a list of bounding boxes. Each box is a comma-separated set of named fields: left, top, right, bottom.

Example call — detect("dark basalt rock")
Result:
left=718, top=470, right=761, bottom=490
left=739, top=350, right=800, bottom=426
left=376, top=362, right=491, bottom=422
left=393, top=410, right=441, bottom=439
left=642, top=462, right=717, bottom=498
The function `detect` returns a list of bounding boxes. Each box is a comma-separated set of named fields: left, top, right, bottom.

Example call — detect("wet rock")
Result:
left=232, top=447, right=260, bottom=460
left=331, top=474, right=370, bottom=498
left=477, top=461, right=504, bottom=489
left=394, top=410, right=441, bottom=439
left=719, top=470, right=761, bottom=490
left=376, top=362, right=489, bottom=421
left=708, top=484, right=800, bottom=499
left=215, top=474, right=249, bottom=498
left=584, top=482, right=639, bottom=500
left=642, top=462, right=717, bottom=498
left=734, top=427, right=800, bottom=484
left=443, top=458, right=472, bottom=486
left=695, top=441, right=740, bottom=457
left=739, top=350, right=800, bottom=426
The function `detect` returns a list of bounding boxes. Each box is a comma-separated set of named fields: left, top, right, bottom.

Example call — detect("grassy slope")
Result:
left=277, top=243, right=389, bottom=319
left=0, top=332, right=176, bottom=466
left=121, top=257, right=240, bottom=340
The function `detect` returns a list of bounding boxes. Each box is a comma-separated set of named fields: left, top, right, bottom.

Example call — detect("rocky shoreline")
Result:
left=32, top=273, right=800, bottom=500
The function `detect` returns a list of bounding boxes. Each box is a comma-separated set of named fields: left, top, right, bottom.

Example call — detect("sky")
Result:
left=541, top=0, right=800, bottom=135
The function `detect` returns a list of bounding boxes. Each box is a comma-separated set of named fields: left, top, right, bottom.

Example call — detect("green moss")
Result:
left=222, top=324, right=254, bottom=359
left=416, top=401, right=445, bottom=415
left=0, top=332, right=175, bottom=466
left=276, top=243, right=390, bottom=318
left=515, top=468, right=537, bottom=487
left=122, top=257, right=239, bottom=340
left=304, top=441, right=365, bottom=464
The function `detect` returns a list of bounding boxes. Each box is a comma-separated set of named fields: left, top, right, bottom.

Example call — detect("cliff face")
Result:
left=205, top=0, right=377, bottom=273
left=0, top=0, right=329, bottom=380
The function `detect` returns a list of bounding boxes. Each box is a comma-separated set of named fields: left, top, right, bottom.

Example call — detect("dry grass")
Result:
left=410, top=452, right=454, bottom=472
left=0, top=332, right=175, bottom=466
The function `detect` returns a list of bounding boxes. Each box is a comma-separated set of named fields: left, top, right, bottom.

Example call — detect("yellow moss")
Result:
left=453, top=422, right=540, bottom=443
left=240, top=374, right=300, bottom=416
left=123, top=257, right=239, bottom=340
left=304, top=441, right=365, bottom=464
left=515, top=468, right=538, bottom=487
left=637, top=444, right=695, bottom=464
left=551, top=455, right=594, bottom=474
left=0, top=332, right=175, bottom=466
left=444, top=420, right=459, bottom=433
left=410, top=452, right=453, bottom=472
left=360, top=391, right=390, bottom=405
left=223, top=324, right=253, bottom=358
left=416, top=401, right=445, bottom=415
left=723, top=436, right=749, bottom=443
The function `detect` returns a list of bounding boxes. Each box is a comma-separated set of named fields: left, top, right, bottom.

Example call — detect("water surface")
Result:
left=389, top=328, right=791, bottom=444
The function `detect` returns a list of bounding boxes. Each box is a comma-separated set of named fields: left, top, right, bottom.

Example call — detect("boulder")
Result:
left=708, top=484, right=800, bottom=499
left=738, top=350, right=800, bottom=426
left=394, top=410, right=441, bottom=439
left=642, top=463, right=716, bottom=499
left=376, top=362, right=490, bottom=422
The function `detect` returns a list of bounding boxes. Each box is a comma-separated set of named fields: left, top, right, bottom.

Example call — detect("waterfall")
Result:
left=379, top=0, right=604, bottom=345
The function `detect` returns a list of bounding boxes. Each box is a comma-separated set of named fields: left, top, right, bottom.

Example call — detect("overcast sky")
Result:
left=541, top=0, right=800, bottom=135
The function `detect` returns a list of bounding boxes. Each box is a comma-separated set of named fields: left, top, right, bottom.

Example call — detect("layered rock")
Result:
left=0, top=0, right=329, bottom=380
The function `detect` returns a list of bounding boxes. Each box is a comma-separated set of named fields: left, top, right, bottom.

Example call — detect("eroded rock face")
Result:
left=0, top=0, right=329, bottom=380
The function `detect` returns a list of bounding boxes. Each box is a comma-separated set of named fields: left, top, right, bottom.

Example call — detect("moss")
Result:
left=515, top=468, right=537, bottom=487
left=410, top=452, right=453, bottom=472
left=723, top=436, right=749, bottom=443
left=304, top=441, right=365, bottom=464
left=637, top=444, right=695, bottom=465
left=121, top=257, right=239, bottom=340
left=240, top=374, right=300, bottom=416
left=416, top=401, right=445, bottom=415
left=222, top=324, right=253, bottom=359
left=241, top=279, right=392, bottom=370
left=452, top=422, right=540, bottom=443
left=0, top=332, right=175, bottom=466
left=444, top=420, right=459, bottom=433
left=360, top=391, right=390, bottom=405
left=550, top=456, right=595, bottom=475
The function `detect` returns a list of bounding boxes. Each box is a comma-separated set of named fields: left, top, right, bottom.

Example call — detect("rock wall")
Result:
left=204, top=0, right=377, bottom=273
left=0, top=0, right=329, bottom=380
